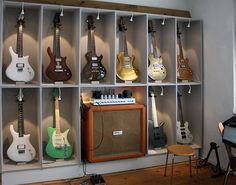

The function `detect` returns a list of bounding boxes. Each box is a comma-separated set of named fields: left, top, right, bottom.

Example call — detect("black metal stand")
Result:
left=197, top=142, right=225, bottom=178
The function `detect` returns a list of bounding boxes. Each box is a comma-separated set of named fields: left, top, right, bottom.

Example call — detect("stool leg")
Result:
left=164, top=152, right=169, bottom=176
left=189, top=156, right=192, bottom=177
left=171, top=155, right=175, bottom=185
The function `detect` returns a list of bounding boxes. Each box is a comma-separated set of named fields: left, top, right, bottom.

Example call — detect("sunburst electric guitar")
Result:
left=116, top=17, right=138, bottom=81
left=148, top=20, right=167, bottom=81
left=7, top=88, right=36, bottom=162
left=176, top=92, right=193, bottom=144
left=149, top=89, right=167, bottom=148
left=6, top=11, right=35, bottom=82
left=177, top=25, right=192, bottom=81
left=46, top=13, right=72, bottom=82
left=82, top=15, right=106, bottom=81
left=46, top=88, right=73, bottom=159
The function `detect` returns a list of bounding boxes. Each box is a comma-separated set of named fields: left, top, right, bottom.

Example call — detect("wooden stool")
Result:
left=164, top=144, right=197, bottom=184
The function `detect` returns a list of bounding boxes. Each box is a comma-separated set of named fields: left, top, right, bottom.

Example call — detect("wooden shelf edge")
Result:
left=8, top=0, right=191, bottom=18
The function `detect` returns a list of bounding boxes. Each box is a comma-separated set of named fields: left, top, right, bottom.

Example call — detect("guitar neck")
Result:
left=177, top=37, right=184, bottom=60
left=151, top=95, right=159, bottom=127
left=16, top=24, right=23, bottom=57
left=88, top=29, right=97, bottom=57
left=123, top=31, right=129, bottom=57
left=53, top=27, right=61, bottom=58
left=18, top=101, right=24, bottom=137
left=151, top=32, right=158, bottom=58
left=54, top=97, right=61, bottom=134
left=177, top=93, right=184, bottom=125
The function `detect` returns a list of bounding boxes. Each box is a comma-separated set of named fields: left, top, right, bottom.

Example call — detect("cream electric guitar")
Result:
left=148, top=20, right=167, bottom=81
left=7, top=89, right=36, bottom=162
left=6, top=11, right=35, bottom=82
left=176, top=92, right=193, bottom=144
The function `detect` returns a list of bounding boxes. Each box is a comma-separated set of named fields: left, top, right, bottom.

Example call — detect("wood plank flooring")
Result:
left=29, top=162, right=236, bottom=185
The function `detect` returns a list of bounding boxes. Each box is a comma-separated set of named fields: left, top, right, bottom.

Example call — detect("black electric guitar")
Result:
left=46, top=13, right=72, bottom=82
left=116, top=16, right=139, bottom=81
left=149, top=89, right=167, bottom=148
left=82, top=15, right=106, bottom=81
left=176, top=91, right=193, bottom=144
left=177, top=25, right=192, bottom=81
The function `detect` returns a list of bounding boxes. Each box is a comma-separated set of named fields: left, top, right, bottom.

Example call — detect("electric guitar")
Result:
left=148, top=20, right=167, bottom=81
left=176, top=91, right=193, bottom=144
left=7, top=88, right=36, bottom=162
left=82, top=15, right=106, bottom=81
left=116, top=16, right=139, bottom=81
left=149, top=89, right=167, bottom=148
left=6, top=11, right=35, bottom=82
left=46, top=13, right=72, bottom=82
left=177, top=25, right=192, bottom=81
left=46, top=88, right=73, bottom=159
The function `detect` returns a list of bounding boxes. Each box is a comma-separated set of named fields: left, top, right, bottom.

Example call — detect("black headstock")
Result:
left=17, top=11, right=25, bottom=26
left=177, top=24, right=181, bottom=39
left=119, top=17, right=127, bottom=32
left=53, top=12, right=61, bottom=28
left=148, top=20, right=156, bottom=33
left=87, top=15, right=96, bottom=30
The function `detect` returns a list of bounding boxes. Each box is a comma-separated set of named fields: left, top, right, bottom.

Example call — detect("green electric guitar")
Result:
left=46, top=88, right=73, bottom=159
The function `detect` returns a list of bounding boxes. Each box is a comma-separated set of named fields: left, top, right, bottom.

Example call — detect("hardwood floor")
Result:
left=30, top=162, right=236, bottom=185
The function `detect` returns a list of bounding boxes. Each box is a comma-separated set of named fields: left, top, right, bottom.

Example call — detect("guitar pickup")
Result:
left=16, top=63, right=24, bottom=71
left=92, top=57, right=97, bottom=60
left=55, top=58, right=62, bottom=62
left=55, top=69, right=63, bottom=72
left=55, top=65, right=62, bottom=69
left=18, top=150, right=25, bottom=154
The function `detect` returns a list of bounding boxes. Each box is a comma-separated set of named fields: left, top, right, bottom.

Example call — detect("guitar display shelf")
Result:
left=0, top=1, right=203, bottom=185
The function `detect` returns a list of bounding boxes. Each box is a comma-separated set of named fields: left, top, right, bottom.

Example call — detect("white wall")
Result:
left=188, top=0, right=235, bottom=168
left=95, top=0, right=189, bottom=10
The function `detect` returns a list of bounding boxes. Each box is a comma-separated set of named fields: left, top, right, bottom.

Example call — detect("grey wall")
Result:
left=188, top=0, right=235, bottom=168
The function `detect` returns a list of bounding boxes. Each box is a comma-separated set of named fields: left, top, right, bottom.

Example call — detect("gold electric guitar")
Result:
left=148, top=20, right=167, bottom=81
left=116, top=17, right=138, bottom=81
left=177, top=25, right=192, bottom=81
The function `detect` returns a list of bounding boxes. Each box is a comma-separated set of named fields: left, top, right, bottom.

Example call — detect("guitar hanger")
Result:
left=161, top=16, right=165, bottom=25
left=96, top=9, right=100, bottom=20
left=160, top=86, right=164, bottom=96
left=129, top=13, right=133, bottom=22
left=21, top=2, right=25, bottom=15
left=187, top=19, right=191, bottom=28
left=60, top=6, right=64, bottom=17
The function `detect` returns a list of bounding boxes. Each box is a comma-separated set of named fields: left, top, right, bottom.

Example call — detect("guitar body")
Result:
left=46, top=127, right=73, bottom=159
left=7, top=124, right=36, bottom=162
left=148, top=53, right=167, bottom=81
left=116, top=52, right=138, bottom=81
left=46, top=47, right=72, bottom=81
left=176, top=121, right=193, bottom=144
left=6, top=46, right=35, bottom=82
left=152, top=122, right=167, bottom=148
left=82, top=51, right=106, bottom=81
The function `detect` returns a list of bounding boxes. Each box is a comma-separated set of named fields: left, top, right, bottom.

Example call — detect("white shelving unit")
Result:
left=0, top=1, right=203, bottom=184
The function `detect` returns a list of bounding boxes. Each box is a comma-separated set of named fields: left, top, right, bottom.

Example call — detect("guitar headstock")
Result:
left=148, top=20, right=156, bottom=33
left=177, top=24, right=181, bottom=39
left=87, top=15, right=96, bottom=30
left=52, top=88, right=61, bottom=101
left=53, top=13, right=61, bottom=28
left=17, top=88, right=24, bottom=102
left=119, top=17, right=127, bottom=32
left=17, top=11, right=25, bottom=26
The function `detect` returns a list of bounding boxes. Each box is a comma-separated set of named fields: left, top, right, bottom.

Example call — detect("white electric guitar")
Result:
left=148, top=20, right=167, bottom=81
left=6, top=11, right=35, bottom=82
left=176, top=92, right=193, bottom=144
left=7, top=88, right=36, bottom=162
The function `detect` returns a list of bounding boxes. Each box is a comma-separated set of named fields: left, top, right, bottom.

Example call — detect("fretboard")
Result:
left=123, top=32, right=128, bottom=57
left=18, top=101, right=24, bottom=137
left=177, top=37, right=184, bottom=60
left=177, top=92, right=184, bottom=126
left=151, top=95, right=159, bottom=128
left=16, top=24, right=23, bottom=58
left=88, top=29, right=97, bottom=57
left=53, top=27, right=61, bottom=58
left=54, top=97, right=61, bottom=134
left=151, top=32, right=158, bottom=58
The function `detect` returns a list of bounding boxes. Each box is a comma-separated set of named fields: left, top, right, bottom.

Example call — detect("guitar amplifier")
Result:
left=82, top=104, right=146, bottom=163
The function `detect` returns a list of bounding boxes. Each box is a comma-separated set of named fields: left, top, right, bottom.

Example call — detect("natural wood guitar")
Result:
left=177, top=25, right=192, bottom=81
left=46, top=13, right=72, bottom=82
left=116, top=17, right=138, bottom=81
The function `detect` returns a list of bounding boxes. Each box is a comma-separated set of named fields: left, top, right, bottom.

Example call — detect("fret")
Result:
left=123, top=32, right=129, bottom=57
left=53, top=27, right=61, bottom=58
left=151, top=32, right=158, bottom=58
left=54, top=97, right=61, bottom=134
left=177, top=93, right=184, bottom=127
left=89, top=29, right=97, bottom=57
left=177, top=37, right=184, bottom=60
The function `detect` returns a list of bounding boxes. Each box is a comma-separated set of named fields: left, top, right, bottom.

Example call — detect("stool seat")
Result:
left=167, top=144, right=194, bottom=156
